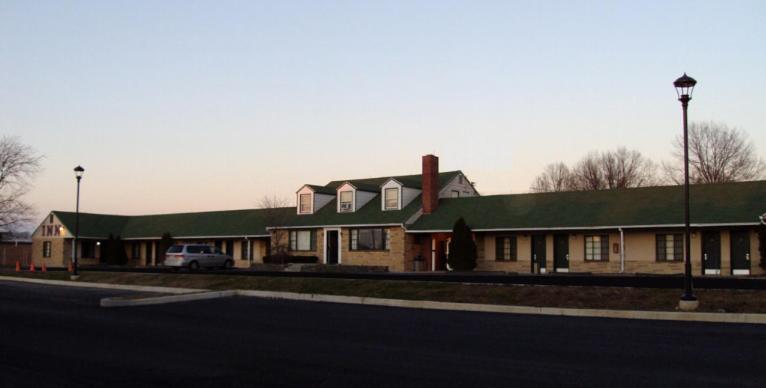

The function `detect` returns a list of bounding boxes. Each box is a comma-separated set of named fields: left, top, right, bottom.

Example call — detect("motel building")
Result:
left=32, top=155, right=766, bottom=276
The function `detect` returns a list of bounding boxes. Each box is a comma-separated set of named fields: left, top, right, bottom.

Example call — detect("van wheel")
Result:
left=224, top=260, right=234, bottom=270
left=188, top=261, right=200, bottom=271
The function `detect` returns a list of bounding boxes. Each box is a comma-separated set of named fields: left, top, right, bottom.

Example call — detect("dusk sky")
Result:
left=2, top=1, right=764, bottom=223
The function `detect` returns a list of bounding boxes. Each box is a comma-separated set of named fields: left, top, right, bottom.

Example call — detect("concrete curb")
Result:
left=3, top=276, right=766, bottom=323
left=101, top=290, right=237, bottom=307
left=236, top=289, right=766, bottom=324
left=0, top=275, right=205, bottom=294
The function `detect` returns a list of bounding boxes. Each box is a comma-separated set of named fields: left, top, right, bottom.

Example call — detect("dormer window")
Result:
left=339, top=191, right=353, bottom=212
left=299, top=193, right=312, bottom=214
left=384, top=188, right=399, bottom=210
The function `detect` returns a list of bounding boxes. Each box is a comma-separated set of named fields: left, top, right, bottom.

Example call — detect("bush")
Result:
left=103, top=234, right=129, bottom=265
left=447, top=217, right=477, bottom=271
left=263, top=255, right=319, bottom=265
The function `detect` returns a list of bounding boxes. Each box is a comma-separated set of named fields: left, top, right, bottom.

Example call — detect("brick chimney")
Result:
left=422, top=154, right=439, bottom=214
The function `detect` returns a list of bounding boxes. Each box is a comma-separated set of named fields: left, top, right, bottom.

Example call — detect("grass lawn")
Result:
left=4, top=270, right=766, bottom=313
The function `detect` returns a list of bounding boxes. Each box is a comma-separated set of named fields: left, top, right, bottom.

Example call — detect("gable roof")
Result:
left=337, top=181, right=380, bottom=193
left=272, top=194, right=423, bottom=228
left=52, top=207, right=294, bottom=239
left=408, top=181, right=766, bottom=232
left=300, top=184, right=336, bottom=195
left=326, top=171, right=462, bottom=191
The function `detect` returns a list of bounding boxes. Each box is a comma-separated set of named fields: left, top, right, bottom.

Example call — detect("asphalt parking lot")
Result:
left=1, top=280, right=765, bottom=387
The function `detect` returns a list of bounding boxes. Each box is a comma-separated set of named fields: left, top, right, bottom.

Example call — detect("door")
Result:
left=701, top=231, right=721, bottom=275
left=326, top=230, right=339, bottom=264
left=730, top=231, right=751, bottom=275
left=531, top=234, right=546, bottom=274
left=553, top=234, right=569, bottom=272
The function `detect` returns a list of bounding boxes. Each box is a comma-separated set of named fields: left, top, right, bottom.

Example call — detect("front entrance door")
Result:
left=730, top=231, right=751, bottom=275
left=701, top=231, right=721, bottom=275
left=326, top=230, right=339, bottom=264
left=531, top=234, right=546, bottom=274
left=553, top=234, right=569, bottom=272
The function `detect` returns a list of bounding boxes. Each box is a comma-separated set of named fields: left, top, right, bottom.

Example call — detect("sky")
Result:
left=1, top=0, right=765, bottom=223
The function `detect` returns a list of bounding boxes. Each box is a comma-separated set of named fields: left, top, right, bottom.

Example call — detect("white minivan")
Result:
left=163, top=244, right=234, bottom=270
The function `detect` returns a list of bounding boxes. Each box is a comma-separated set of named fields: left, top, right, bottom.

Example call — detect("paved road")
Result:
left=1, top=281, right=765, bottom=387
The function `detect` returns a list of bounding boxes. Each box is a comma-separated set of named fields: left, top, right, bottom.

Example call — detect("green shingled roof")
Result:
left=304, top=185, right=336, bottom=195
left=53, top=207, right=294, bottom=239
left=326, top=171, right=462, bottom=190
left=274, top=194, right=423, bottom=228
left=408, top=181, right=766, bottom=231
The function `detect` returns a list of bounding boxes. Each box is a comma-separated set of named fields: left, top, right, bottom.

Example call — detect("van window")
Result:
left=202, top=246, right=213, bottom=254
left=187, top=245, right=203, bottom=254
left=167, top=245, right=184, bottom=253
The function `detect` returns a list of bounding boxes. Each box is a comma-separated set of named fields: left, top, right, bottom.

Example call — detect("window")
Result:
left=495, top=236, right=517, bottom=261
left=289, top=230, right=315, bottom=251
left=585, top=235, right=609, bottom=261
left=384, top=188, right=399, bottom=210
left=451, top=190, right=460, bottom=198
left=299, top=193, right=312, bottom=214
left=187, top=245, right=203, bottom=254
left=458, top=175, right=464, bottom=184
left=43, top=241, right=52, bottom=258
left=49, top=214, right=54, bottom=224
left=132, top=243, right=141, bottom=259
left=167, top=245, right=183, bottom=253
left=656, top=234, right=683, bottom=261
left=350, top=228, right=390, bottom=251
left=81, top=241, right=95, bottom=258
left=339, top=191, right=353, bottom=212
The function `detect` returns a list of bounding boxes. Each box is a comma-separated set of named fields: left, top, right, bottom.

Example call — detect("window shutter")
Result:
left=601, top=235, right=609, bottom=261
left=656, top=234, right=664, bottom=261
left=495, top=237, right=505, bottom=260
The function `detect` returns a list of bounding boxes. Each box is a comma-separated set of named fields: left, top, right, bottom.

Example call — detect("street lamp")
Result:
left=72, top=165, right=84, bottom=280
left=674, top=73, right=698, bottom=311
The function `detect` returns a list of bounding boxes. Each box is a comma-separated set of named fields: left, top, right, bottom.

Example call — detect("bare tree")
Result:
left=664, top=121, right=764, bottom=184
left=600, top=148, right=657, bottom=189
left=0, top=137, right=42, bottom=231
left=530, top=148, right=657, bottom=192
left=257, top=195, right=290, bottom=257
left=572, top=152, right=605, bottom=191
left=530, top=162, right=576, bottom=193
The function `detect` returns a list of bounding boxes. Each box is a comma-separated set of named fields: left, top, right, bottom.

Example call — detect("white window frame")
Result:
left=383, top=188, right=400, bottom=210
left=338, top=190, right=354, bottom=213
left=323, top=227, right=342, bottom=264
left=298, top=193, right=313, bottom=214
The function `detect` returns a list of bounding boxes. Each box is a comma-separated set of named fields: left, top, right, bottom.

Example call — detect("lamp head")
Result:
left=74, top=165, right=85, bottom=179
left=674, top=73, right=697, bottom=100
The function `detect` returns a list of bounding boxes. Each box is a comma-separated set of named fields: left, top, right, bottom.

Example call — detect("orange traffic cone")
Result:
left=15, top=261, right=20, bottom=272
left=67, top=261, right=73, bottom=273
left=29, top=263, right=35, bottom=272
left=41, top=262, right=47, bottom=272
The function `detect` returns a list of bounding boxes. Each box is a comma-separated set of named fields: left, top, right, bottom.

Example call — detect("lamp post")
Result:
left=674, top=73, right=698, bottom=311
left=71, top=165, right=84, bottom=280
